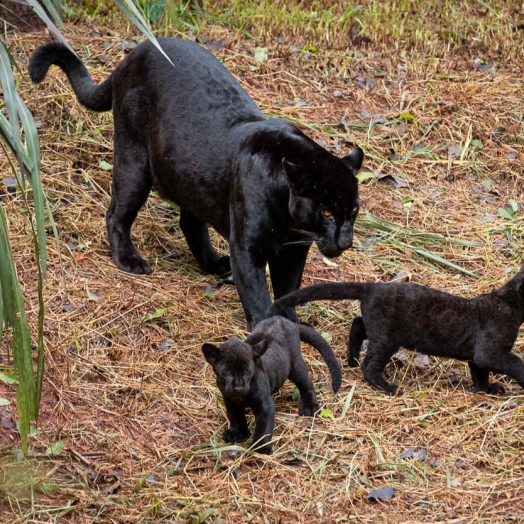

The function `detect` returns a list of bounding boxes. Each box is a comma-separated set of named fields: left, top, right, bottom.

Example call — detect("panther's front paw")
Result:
left=223, top=427, right=250, bottom=443
left=204, top=255, right=231, bottom=276
left=114, top=252, right=152, bottom=275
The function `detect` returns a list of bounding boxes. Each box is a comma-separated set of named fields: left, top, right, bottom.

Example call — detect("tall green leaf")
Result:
left=113, top=0, right=175, bottom=66
left=0, top=40, right=48, bottom=453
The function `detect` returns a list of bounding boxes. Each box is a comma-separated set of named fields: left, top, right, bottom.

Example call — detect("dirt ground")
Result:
left=1, top=2, right=524, bottom=522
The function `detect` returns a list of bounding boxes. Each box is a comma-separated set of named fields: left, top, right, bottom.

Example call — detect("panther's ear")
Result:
left=342, top=147, right=364, bottom=172
left=202, top=343, right=221, bottom=365
left=251, top=339, right=269, bottom=360
left=283, top=158, right=313, bottom=196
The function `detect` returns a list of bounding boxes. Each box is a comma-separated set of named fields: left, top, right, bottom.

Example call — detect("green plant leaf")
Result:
left=399, top=111, right=416, bottom=121
left=114, top=0, right=174, bottom=67
left=357, top=171, right=376, bottom=183
left=471, top=139, right=483, bottom=148
left=99, top=160, right=113, bottom=171
left=318, top=407, right=334, bottom=419
left=254, top=47, right=268, bottom=63
left=46, top=440, right=66, bottom=455
left=498, top=207, right=514, bottom=220
left=142, top=308, right=167, bottom=322
left=0, top=397, right=10, bottom=406
left=508, top=199, right=518, bottom=212
left=0, top=371, right=19, bottom=384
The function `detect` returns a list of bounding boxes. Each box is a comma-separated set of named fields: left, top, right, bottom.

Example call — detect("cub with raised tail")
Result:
left=202, top=316, right=342, bottom=454
left=269, top=269, right=524, bottom=395
left=29, top=39, right=363, bottom=330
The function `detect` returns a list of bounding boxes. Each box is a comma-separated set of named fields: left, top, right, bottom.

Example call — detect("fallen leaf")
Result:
left=366, top=486, right=396, bottom=501
left=206, top=39, right=225, bottom=50
left=399, top=448, right=414, bottom=459
left=371, top=115, right=386, bottom=125
left=202, top=284, right=215, bottom=297
left=99, top=160, right=113, bottom=171
left=160, top=339, right=175, bottom=352
left=391, top=270, right=411, bottom=283
left=355, top=76, right=376, bottom=90
left=1, top=409, right=14, bottom=427
left=3, top=176, right=16, bottom=194
left=254, top=47, right=268, bottom=63
left=413, top=354, right=431, bottom=367
left=448, top=145, right=463, bottom=158
left=377, top=172, right=409, bottom=188
left=322, top=257, right=339, bottom=267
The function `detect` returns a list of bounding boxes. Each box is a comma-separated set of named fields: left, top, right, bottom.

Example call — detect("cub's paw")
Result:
left=254, top=444, right=273, bottom=455
left=222, top=427, right=250, bottom=443
left=114, top=253, right=152, bottom=275
left=347, top=356, right=360, bottom=368
left=378, top=383, right=401, bottom=396
left=476, top=382, right=505, bottom=395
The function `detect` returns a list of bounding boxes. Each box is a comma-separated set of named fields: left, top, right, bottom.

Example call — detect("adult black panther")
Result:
left=29, top=38, right=363, bottom=329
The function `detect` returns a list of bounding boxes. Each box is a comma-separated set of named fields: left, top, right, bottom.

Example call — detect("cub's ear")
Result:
left=202, top=343, right=221, bottom=365
left=282, top=158, right=313, bottom=195
left=342, top=147, right=364, bottom=172
left=251, top=339, right=269, bottom=360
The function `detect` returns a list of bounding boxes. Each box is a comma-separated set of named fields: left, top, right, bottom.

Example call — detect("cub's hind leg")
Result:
left=468, top=361, right=505, bottom=395
left=348, top=316, right=367, bottom=367
left=179, top=210, right=230, bottom=276
left=106, top=133, right=153, bottom=274
left=289, top=358, right=320, bottom=416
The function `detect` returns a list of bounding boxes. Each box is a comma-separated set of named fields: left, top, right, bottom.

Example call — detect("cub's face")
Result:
left=202, top=339, right=255, bottom=398
left=285, top=146, right=363, bottom=258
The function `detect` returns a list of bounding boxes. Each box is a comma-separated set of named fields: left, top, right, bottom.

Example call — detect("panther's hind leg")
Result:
left=179, top=210, right=230, bottom=275
left=106, top=131, right=153, bottom=274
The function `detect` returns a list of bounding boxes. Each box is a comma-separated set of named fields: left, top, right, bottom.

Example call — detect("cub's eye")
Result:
left=322, top=209, right=333, bottom=218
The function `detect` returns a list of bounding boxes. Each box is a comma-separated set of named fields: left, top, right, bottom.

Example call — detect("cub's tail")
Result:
left=29, top=42, right=113, bottom=112
left=298, top=324, right=342, bottom=392
left=268, top=282, right=368, bottom=317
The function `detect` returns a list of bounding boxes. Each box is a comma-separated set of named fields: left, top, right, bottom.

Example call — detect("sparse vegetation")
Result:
left=1, top=1, right=524, bottom=522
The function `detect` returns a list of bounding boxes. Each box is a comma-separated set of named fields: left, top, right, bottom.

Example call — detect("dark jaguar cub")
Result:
left=269, top=269, right=524, bottom=395
left=202, top=316, right=342, bottom=454
left=29, top=38, right=363, bottom=330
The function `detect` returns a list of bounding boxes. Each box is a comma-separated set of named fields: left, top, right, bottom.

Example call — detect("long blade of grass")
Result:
left=0, top=210, right=35, bottom=455
left=26, top=0, right=74, bottom=53
left=355, top=212, right=480, bottom=278
left=113, top=0, right=174, bottom=66
left=0, top=39, right=50, bottom=449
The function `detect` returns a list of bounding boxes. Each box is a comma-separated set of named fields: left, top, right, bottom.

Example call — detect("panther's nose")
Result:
left=337, top=228, right=353, bottom=250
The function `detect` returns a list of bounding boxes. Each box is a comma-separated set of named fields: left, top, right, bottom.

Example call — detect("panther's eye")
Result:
left=352, top=206, right=359, bottom=214
left=322, top=209, right=333, bottom=218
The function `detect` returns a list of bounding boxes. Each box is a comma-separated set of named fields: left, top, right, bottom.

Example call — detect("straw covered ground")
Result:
left=1, top=1, right=524, bottom=522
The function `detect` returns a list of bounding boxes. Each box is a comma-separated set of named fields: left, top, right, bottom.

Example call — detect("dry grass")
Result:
left=1, top=2, right=524, bottom=522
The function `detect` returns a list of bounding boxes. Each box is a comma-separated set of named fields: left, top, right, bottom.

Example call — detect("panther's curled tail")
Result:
left=298, top=324, right=342, bottom=392
left=29, top=42, right=113, bottom=112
